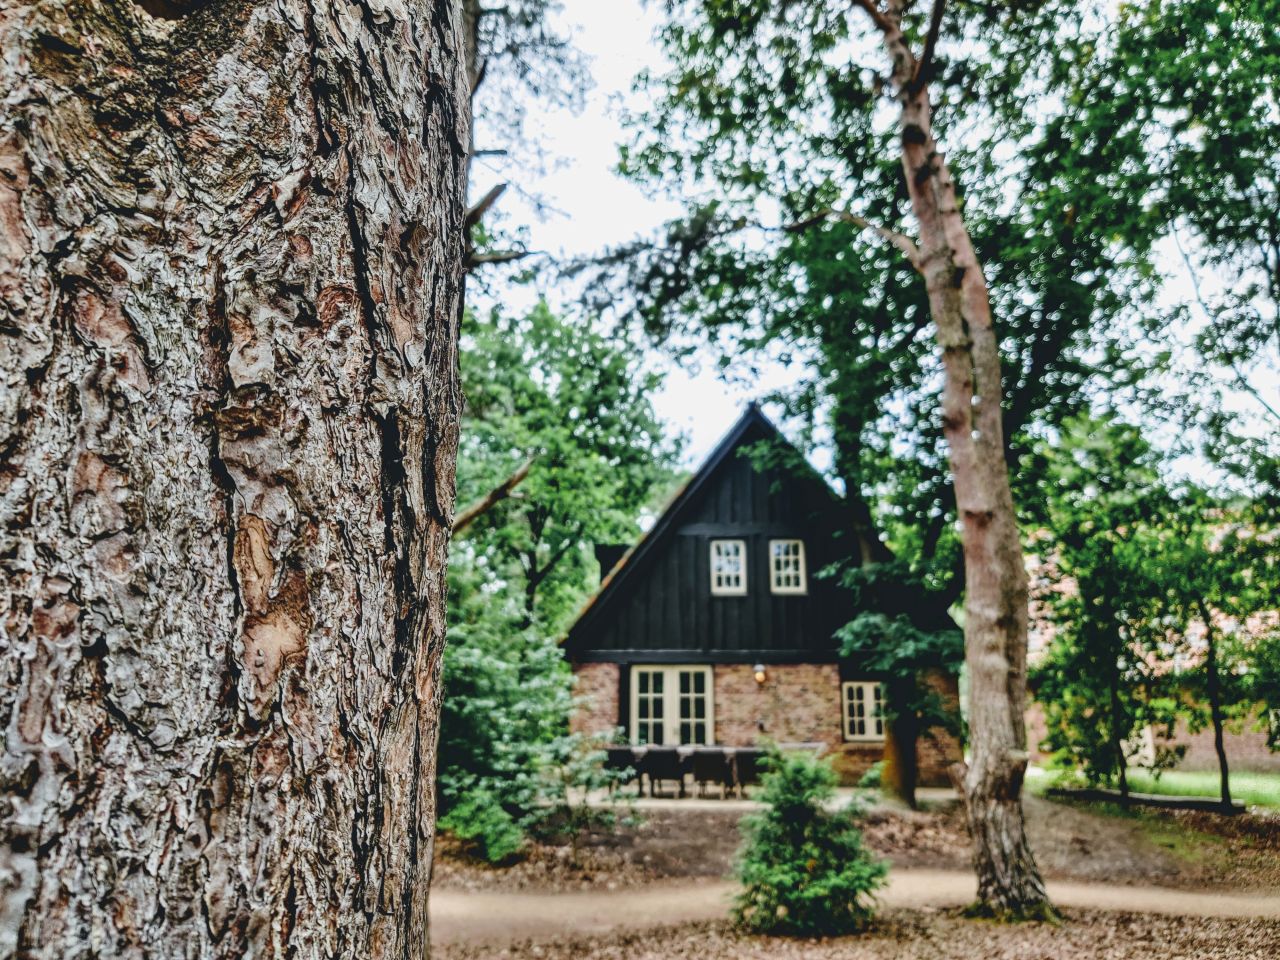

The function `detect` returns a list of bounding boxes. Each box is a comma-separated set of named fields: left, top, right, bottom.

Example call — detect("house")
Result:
left=563, top=405, right=961, bottom=786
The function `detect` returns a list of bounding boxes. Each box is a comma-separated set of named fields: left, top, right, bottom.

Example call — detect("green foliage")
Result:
left=438, top=304, right=677, bottom=861
left=734, top=752, right=887, bottom=936
left=1246, top=634, right=1280, bottom=750
left=1028, top=414, right=1183, bottom=785
left=602, top=0, right=1164, bottom=636
left=1029, top=413, right=1280, bottom=788
left=835, top=559, right=963, bottom=735
left=857, top=761, right=884, bottom=790
left=437, top=787, right=526, bottom=864
left=458, top=302, right=678, bottom=627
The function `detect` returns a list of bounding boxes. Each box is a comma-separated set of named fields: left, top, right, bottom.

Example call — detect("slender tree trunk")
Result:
left=1199, top=607, right=1233, bottom=811
left=1109, top=670, right=1130, bottom=802
left=882, top=681, right=920, bottom=809
left=0, top=2, right=468, bottom=957
left=862, top=1, right=1050, bottom=915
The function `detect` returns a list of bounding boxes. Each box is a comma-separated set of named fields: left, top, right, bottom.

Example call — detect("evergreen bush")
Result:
left=733, top=751, right=887, bottom=936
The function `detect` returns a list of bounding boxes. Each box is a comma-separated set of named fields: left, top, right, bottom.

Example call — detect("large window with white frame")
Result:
left=630, top=665, right=714, bottom=745
left=710, top=539, right=747, bottom=595
left=769, top=538, right=807, bottom=594
left=842, top=681, right=885, bottom=742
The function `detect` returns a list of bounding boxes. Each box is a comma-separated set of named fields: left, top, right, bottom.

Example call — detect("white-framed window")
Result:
left=631, top=665, right=714, bottom=745
left=842, top=681, right=885, bottom=742
left=769, top=539, right=807, bottom=594
left=710, top=539, right=747, bottom=595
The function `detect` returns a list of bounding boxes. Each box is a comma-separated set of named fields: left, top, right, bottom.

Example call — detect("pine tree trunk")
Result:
left=0, top=2, right=468, bottom=957
left=868, top=4, right=1050, bottom=916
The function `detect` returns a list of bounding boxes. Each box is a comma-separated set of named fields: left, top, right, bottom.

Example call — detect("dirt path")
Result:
left=428, top=871, right=1280, bottom=948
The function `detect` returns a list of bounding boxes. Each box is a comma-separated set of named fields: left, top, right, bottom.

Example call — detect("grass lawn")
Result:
left=1122, top=769, right=1280, bottom=808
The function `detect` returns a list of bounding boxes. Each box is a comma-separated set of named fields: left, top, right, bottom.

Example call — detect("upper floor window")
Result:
left=769, top=539, right=807, bottom=594
left=710, top=539, right=747, bottom=595
left=842, top=681, right=885, bottom=742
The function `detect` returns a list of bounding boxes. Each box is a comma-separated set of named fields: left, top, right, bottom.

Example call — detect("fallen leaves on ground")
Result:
left=436, top=910, right=1280, bottom=960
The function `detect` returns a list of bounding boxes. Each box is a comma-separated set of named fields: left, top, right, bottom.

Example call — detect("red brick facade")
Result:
left=570, top=660, right=961, bottom=786
left=570, top=661, right=621, bottom=737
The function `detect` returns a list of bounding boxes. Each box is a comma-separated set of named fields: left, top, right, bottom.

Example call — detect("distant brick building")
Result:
left=1024, top=550, right=1280, bottom=774
left=562, top=406, right=961, bottom=786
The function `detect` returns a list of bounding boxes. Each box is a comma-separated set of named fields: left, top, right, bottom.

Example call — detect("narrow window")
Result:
left=633, top=668, right=666, bottom=745
left=630, top=666, right=713, bottom=745
left=842, top=681, right=885, bottom=742
left=769, top=538, right=807, bottom=594
left=710, top=539, right=747, bottom=595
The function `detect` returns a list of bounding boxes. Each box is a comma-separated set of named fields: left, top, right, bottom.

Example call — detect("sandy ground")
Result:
left=430, top=791, right=1280, bottom=957
left=430, top=871, right=1280, bottom=949
left=432, top=793, right=1280, bottom=894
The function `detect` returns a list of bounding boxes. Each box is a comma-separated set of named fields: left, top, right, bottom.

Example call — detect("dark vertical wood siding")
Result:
left=567, top=414, right=861, bottom=662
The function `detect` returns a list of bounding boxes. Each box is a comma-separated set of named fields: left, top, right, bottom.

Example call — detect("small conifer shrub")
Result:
left=733, top=751, right=887, bottom=936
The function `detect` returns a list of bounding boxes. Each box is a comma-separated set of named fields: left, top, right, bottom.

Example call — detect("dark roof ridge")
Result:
left=562, top=403, right=826, bottom=647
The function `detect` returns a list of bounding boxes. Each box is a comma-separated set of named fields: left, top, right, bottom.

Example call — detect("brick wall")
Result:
left=569, top=660, right=961, bottom=786
left=569, top=661, right=620, bottom=738
left=1164, top=714, right=1280, bottom=773
left=917, top=671, right=963, bottom=787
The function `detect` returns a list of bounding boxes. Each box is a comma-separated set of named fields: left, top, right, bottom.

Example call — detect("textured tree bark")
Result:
left=857, top=0, right=1051, bottom=915
left=0, top=1, right=468, bottom=957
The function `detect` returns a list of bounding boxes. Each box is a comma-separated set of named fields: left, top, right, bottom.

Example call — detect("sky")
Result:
left=469, top=0, right=802, bottom=467
left=469, top=0, right=1278, bottom=479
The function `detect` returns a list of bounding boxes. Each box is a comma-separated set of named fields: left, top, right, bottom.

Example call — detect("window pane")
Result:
left=711, top=540, right=746, bottom=593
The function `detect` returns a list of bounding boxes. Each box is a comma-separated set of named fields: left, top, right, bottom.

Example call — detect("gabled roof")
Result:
left=563, top=403, right=842, bottom=649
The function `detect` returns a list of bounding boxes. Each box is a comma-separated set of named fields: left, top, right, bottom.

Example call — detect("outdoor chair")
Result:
left=603, top=746, right=639, bottom=794
left=732, top=748, right=767, bottom=798
left=640, top=746, right=686, bottom=797
left=691, top=747, right=734, bottom=798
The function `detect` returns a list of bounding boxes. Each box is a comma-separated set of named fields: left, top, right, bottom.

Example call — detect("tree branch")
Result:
left=527, top=522, right=585, bottom=592
left=786, top=207, right=921, bottom=266
left=908, top=0, right=946, bottom=94
left=465, top=182, right=507, bottom=229
left=452, top=455, right=536, bottom=535
left=852, top=0, right=898, bottom=36
left=465, top=248, right=536, bottom=269
left=1174, top=227, right=1280, bottom=425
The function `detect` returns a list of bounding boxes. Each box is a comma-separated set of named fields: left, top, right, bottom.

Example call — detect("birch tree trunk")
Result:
left=856, top=0, right=1051, bottom=915
left=0, top=1, right=468, bottom=956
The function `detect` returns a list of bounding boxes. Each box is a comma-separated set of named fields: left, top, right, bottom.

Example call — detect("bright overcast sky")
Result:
left=471, top=0, right=1277, bottom=479
left=469, top=0, right=802, bottom=468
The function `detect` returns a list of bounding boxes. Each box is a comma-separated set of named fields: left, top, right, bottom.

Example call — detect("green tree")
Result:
left=733, top=752, right=887, bottom=936
left=605, top=0, right=1175, bottom=913
left=1070, top=0, right=1280, bottom=492
left=1129, top=498, right=1277, bottom=810
left=1028, top=416, right=1182, bottom=796
left=438, top=304, right=678, bottom=858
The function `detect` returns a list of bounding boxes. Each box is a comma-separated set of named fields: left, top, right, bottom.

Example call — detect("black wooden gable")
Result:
left=564, top=405, right=861, bottom=663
